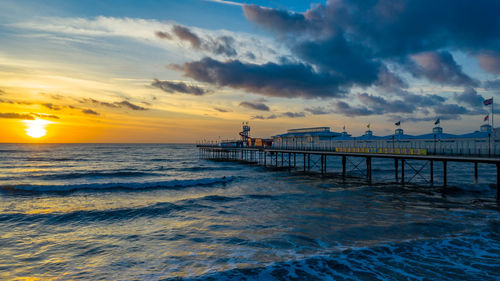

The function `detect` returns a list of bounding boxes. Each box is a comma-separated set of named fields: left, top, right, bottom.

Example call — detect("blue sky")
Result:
left=0, top=0, right=499, bottom=142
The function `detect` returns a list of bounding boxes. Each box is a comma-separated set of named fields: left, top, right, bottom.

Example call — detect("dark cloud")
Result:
left=454, top=88, right=484, bottom=108
left=304, top=106, right=331, bottom=115
left=158, top=25, right=237, bottom=57
left=404, top=51, right=478, bottom=86
left=483, top=79, right=500, bottom=90
left=208, top=36, right=237, bottom=57
left=81, top=109, right=99, bottom=115
left=434, top=104, right=469, bottom=115
left=281, top=111, right=305, bottom=118
left=0, top=89, right=5, bottom=95
left=115, top=101, right=147, bottom=111
left=81, top=98, right=119, bottom=108
left=388, top=115, right=461, bottom=123
left=239, top=101, right=270, bottom=111
left=477, top=51, right=500, bottom=74
left=80, top=98, right=147, bottom=111
left=251, top=114, right=278, bottom=120
left=151, top=79, right=208, bottom=96
left=173, top=25, right=202, bottom=48
left=0, top=112, right=35, bottom=120
left=213, top=107, right=231, bottom=113
left=357, top=93, right=415, bottom=114
left=155, top=31, right=172, bottom=40
left=334, top=101, right=374, bottom=117
left=237, top=0, right=499, bottom=97
left=42, top=103, right=62, bottom=110
left=173, top=57, right=345, bottom=99
left=243, top=5, right=309, bottom=34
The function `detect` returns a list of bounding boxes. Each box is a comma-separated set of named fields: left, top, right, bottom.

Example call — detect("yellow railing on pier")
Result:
left=335, top=147, right=427, bottom=155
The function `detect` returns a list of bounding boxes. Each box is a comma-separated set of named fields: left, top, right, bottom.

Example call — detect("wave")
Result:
left=163, top=231, right=500, bottom=281
left=30, top=170, right=159, bottom=180
left=0, top=202, right=187, bottom=224
left=0, top=176, right=234, bottom=192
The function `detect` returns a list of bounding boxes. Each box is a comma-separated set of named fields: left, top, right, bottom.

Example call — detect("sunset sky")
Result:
left=0, top=0, right=499, bottom=143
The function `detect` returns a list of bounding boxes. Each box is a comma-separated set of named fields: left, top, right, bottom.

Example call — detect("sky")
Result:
left=0, top=0, right=499, bottom=143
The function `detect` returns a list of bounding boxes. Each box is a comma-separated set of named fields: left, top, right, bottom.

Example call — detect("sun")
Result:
left=23, top=119, right=52, bottom=138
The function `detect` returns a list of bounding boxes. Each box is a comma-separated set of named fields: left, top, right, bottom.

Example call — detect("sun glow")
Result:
left=23, top=119, right=52, bottom=138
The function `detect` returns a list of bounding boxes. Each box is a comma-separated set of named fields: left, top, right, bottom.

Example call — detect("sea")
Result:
left=0, top=143, right=499, bottom=280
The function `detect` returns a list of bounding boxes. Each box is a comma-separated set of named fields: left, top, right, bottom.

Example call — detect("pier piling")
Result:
left=198, top=146, right=500, bottom=201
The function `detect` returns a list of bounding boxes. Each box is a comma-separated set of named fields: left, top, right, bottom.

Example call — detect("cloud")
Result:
left=251, top=114, right=278, bottom=120
left=155, top=31, right=172, bottom=40
left=388, top=115, right=461, bottom=123
left=173, top=57, right=345, bottom=99
left=115, top=101, right=147, bottom=111
left=334, top=101, right=374, bottom=117
left=0, top=89, right=5, bottom=95
left=80, top=98, right=147, bottom=110
left=151, top=79, right=209, bottom=96
left=42, top=103, right=62, bottom=110
left=239, top=101, right=270, bottom=111
left=0, top=112, right=35, bottom=120
left=304, top=106, right=331, bottom=115
left=157, top=25, right=238, bottom=57
left=405, top=51, right=478, bottom=86
left=357, top=93, right=415, bottom=114
left=434, top=104, right=469, bottom=115
left=173, top=25, right=202, bottom=49
left=81, top=109, right=100, bottom=115
left=483, top=79, right=500, bottom=90
left=30, top=113, right=60, bottom=119
left=477, top=51, right=500, bottom=74
left=281, top=111, right=305, bottom=118
left=238, top=0, right=499, bottom=97
left=454, top=87, right=484, bottom=108
left=213, top=107, right=231, bottom=112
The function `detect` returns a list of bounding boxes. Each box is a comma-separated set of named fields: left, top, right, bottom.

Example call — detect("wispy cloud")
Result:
left=239, top=101, right=270, bottom=111
left=151, top=79, right=209, bottom=96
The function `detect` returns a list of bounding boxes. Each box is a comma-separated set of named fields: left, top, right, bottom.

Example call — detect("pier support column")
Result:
left=474, top=162, right=478, bottom=184
left=430, top=160, right=434, bottom=186
left=320, top=155, right=324, bottom=174
left=324, top=155, right=327, bottom=173
left=401, top=159, right=405, bottom=185
left=497, top=163, right=500, bottom=202
left=264, top=152, right=266, bottom=166
left=288, top=153, right=291, bottom=168
left=307, top=154, right=311, bottom=172
left=342, top=156, right=346, bottom=178
left=281, top=152, right=284, bottom=167
left=366, top=157, right=372, bottom=184
left=395, top=159, right=398, bottom=182
left=293, top=153, right=296, bottom=168
left=443, top=161, right=447, bottom=187
left=303, top=154, right=306, bottom=172
left=275, top=153, right=278, bottom=167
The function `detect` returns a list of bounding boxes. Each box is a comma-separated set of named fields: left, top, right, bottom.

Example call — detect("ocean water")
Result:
left=0, top=143, right=499, bottom=280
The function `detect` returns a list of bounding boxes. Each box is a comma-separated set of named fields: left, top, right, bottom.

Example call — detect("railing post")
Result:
left=443, top=160, right=447, bottom=187
left=342, top=156, right=346, bottom=178
left=401, top=158, right=405, bottom=185
left=430, top=160, right=434, bottom=186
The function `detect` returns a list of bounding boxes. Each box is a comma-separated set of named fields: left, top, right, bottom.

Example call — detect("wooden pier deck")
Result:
left=198, top=145, right=500, bottom=201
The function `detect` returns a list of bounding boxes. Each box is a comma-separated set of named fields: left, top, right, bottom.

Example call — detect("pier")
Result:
left=198, top=146, right=500, bottom=201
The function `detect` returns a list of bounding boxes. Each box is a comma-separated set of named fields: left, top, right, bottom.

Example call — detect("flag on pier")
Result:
left=395, top=121, right=401, bottom=126
left=484, top=98, right=493, bottom=106
left=484, top=115, right=489, bottom=122
left=434, top=118, right=440, bottom=125
left=367, top=123, right=370, bottom=129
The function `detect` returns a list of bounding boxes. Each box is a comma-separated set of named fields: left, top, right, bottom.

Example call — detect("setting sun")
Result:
left=23, top=119, right=52, bottom=138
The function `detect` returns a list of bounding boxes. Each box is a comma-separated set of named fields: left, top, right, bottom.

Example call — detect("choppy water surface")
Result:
left=0, top=144, right=499, bottom=280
